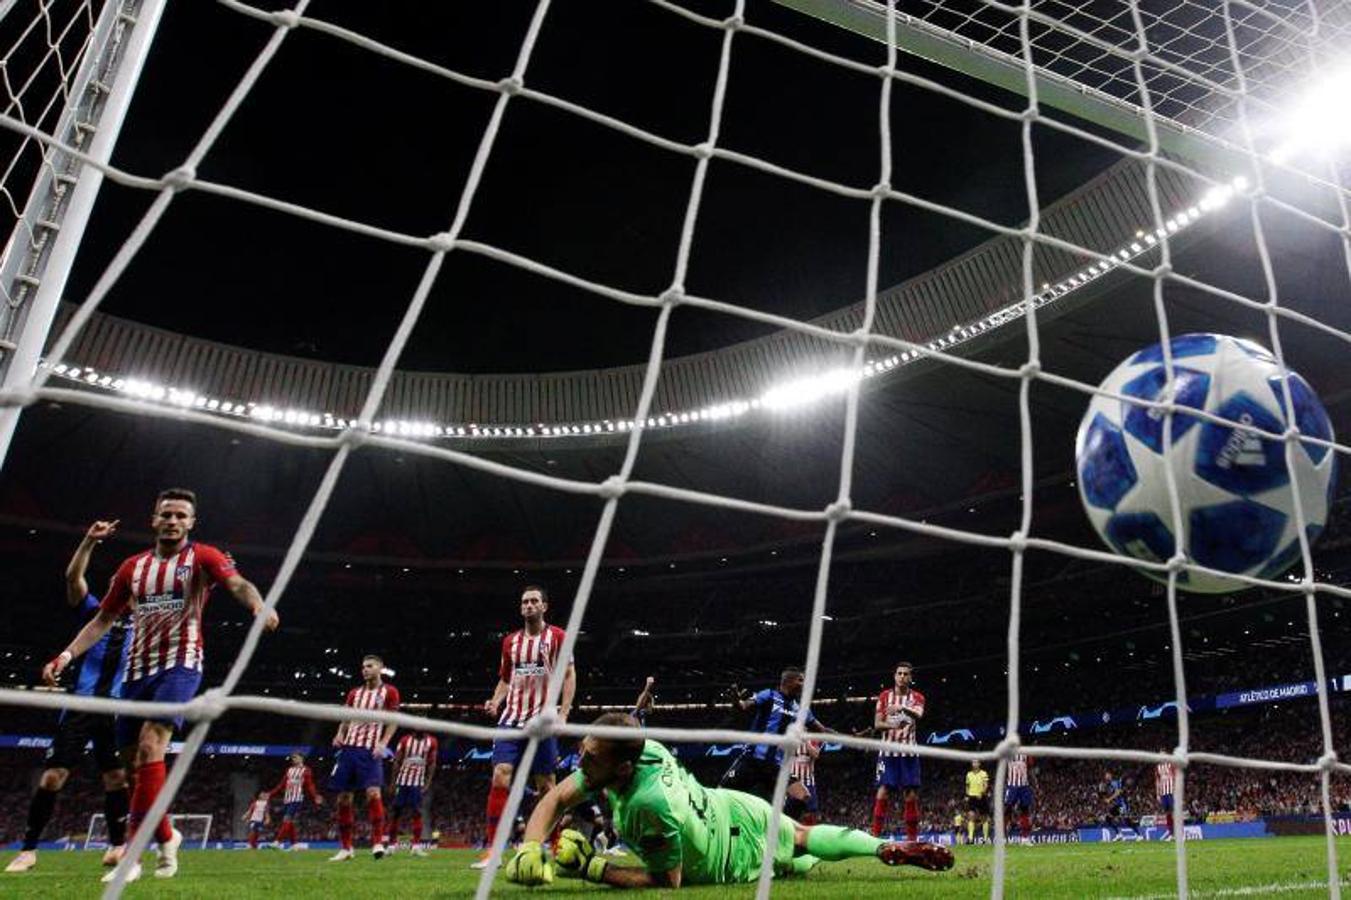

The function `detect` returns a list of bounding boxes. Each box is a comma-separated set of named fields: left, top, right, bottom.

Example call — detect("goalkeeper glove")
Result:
left=554, top=829, right=609, bottom=882
left=504, top=841, right=553, bottom=887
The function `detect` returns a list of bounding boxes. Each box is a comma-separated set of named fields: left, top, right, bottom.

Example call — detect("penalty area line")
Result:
left=1108, top=877, right=1351, bottom=899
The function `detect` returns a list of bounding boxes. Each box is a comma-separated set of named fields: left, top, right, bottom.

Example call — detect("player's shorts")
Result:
left=718, top=752, right=787, bottom=801
left=1004, top=785, right=1034, bottom=811
left=328, top=745, right=384, bottom=791
left=491, top=729, right=559, bottom=776
left=393, top=785, right=423, bottom=810
left=1159, top=794, right=1174, bottom=814
left=875, top=754, right=921, bottom=790
left=45, top=710, right=121, bottom=772
left=801, top=782, right=818, bottom=814
left=114, top=667, right=204, bottom=748
left=282, top=801, right=303, bottom=820
left=249, top=821, right=265, bottom=834
left=966, top=794, right=991, bottom=816
left=1109, top=800, right=1130, bottom=817
left=721, top=789, right=800, bottom=883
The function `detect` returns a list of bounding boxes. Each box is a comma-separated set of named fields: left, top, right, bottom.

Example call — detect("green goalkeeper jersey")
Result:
left=569, top=739, right=794, bottom=883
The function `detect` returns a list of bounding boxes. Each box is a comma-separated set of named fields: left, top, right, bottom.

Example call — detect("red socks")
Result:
left=1019, top=813, right=1031, bottom=836
left=903, top=795, right=920, bottom=843
left=486, top=784, right=508, bottom=846
left=337, top=801, right=354, bottom=850
left=273, top=821, right=295, bottom=845
left=129, top=761, right=174, bottom=844
left=368, top=796, right=386, bottom=846
left=248, top=830, right=259, bottom=849
left=871, top=796, right=889, bottom=837
left=411, top=814, right=423, bottom=844
left=387, top=813, right=401, bottom=843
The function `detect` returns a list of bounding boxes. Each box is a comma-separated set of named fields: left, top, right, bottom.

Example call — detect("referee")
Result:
left=964, top=760, right=991, bottom=845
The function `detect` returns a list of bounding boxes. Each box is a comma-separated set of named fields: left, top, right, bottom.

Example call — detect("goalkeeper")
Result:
left=505, top=713, right=952, bottom=888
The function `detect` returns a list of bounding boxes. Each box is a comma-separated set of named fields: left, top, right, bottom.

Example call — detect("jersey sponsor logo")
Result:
left=139, top=592, right=186, bottom=611
left=513, top=662, right=547, bottom=676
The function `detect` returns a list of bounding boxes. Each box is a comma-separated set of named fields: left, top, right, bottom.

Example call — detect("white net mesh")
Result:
left=0, top=0, right=1346, bottom=897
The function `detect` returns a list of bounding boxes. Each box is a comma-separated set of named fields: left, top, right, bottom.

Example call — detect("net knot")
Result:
left=161, top=166, right=196, bottom=192
left=1018, top=360, right=1041, bottom=378
left=268, top=9, right=300, bottom=29
left=871, top=181, right=892, bottom=200
left=526, top=710, right=556, bottom=738
left=1170, top=748, right=1188, bottom=769
left=1282, top=425, right=1301, bottom=445
left=824, top=499, right=851, bottom=522
left=497, top=76, right=524, bottom=96
left=994, top=736, right=1021, bottom=759
left=195, top=688, right=229, bottom=722
left=659, top=286, right=685, bottom=307
left=1317, top=751, right=1339, bottom=771
left=598, top=475, right=626, bottom=500
left=723, top=14, right=744, bottom=30
left=1166, top=553, right=1189, bottom=574
left=1008, top=530, right=1028, bottom=553
left=427, top=231, right=456, bottom=253
left=1154, top=262, right=1173, bottom=278
left=339, top=423, right=371, bottom=449
left=692, top=142, right=714, bottom=161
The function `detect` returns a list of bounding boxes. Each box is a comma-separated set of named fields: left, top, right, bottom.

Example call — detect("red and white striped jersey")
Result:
left=340, top=682, right=400, bottom=750
left=1155, top=761, right=1177, bottom=798
left=790, top=740, right=819, bottom=786
left=876, top=687, right=925, bottom=757
left=395, top=733, right=438, bottom=787
left=269, top=764, right=318, bottom=804
left=247, top=799, right=268, bottom=823
left=100, top=542, right=237, bottom=681
left=1007, top=753, right=1032, bottom=787
left=498, top=624, right=568, bottom=727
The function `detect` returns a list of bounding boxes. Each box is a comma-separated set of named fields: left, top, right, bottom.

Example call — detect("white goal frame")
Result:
left=0, top=2, right=1344, bottom=900
left=84, top=812, right=212, bottom=850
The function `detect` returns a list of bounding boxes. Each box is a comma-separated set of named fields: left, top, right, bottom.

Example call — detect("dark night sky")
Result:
left=64, top=0, right=1122, bottom=374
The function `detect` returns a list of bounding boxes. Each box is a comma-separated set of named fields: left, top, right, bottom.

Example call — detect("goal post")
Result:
left=0, top=0, right=166, bottom=465
left=84, top=812, right=213, bottom=850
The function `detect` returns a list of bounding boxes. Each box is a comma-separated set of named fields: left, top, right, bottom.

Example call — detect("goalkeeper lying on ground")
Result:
left=505, top=713, right=953, bottom=888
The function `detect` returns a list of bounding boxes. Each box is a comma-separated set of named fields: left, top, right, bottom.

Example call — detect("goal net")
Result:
left=0, top=1, right=1346, bottom=899
left=85, top=813, right=212, bottom=851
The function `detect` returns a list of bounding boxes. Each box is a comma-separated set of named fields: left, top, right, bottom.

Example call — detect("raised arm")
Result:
left=65, top=519, right=117, bottom=606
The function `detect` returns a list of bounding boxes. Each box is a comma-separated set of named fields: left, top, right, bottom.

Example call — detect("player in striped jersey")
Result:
left=267, top=752, right=322, bottom=850
left=1155, top=753, right=1178, bottom=840
left=1003, top=752, right=1034, bottom=843
left=243, top=792, right=271, bottom=849
left=43, top=489, right=276, bottom=884
left=475, top=586, right=575, bottom=869
left=328, top=655, right=400, bottom=861
left=871, top=662, right=925, bottom=841
left=388, top=731, right=438, bottom=856
left=7, top=521, right=131, bottom=875
left=788, top=740, right=821, bottom=826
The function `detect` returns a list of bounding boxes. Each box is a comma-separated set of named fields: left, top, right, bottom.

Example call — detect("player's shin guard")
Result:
left=129, top=760, right=174, bottom=844
left=485, top=784, right=508, bottom=846
left=387, top=813, right=400, bottom=844
left=903, top=796, right=919, bottom=843
left=412, top=814, right=423, bottom=845
left=105, top=787, right=129, bottom=846
left=805, top=825, right=885, bottom=860
left=870, top=797, right=889, bottom=837
left=368, top=797, right=386, bottom=846
left=337, top=800, right=355, bottom=850
left=21, top=786, right=58, bottom=851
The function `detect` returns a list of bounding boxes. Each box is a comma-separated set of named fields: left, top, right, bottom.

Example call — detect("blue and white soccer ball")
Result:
left=1075, top=333, right=1337, bottom=593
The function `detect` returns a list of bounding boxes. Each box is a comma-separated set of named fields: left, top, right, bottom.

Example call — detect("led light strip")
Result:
left=43, top=178, right=1244, bottom=442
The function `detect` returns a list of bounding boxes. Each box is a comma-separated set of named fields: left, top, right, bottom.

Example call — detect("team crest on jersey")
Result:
left=176, top=565, right=191, bottom=581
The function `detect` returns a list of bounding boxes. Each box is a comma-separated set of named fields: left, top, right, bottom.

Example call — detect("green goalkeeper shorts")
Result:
left=719, top=788, right=799, bottom=882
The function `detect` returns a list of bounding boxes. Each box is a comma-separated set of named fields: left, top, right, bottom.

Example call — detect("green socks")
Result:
left=804, top=825, right=885, bottom=861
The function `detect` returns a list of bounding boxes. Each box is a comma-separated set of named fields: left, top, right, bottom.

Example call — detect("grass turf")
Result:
left=3, top=837, right=1348, bottom=898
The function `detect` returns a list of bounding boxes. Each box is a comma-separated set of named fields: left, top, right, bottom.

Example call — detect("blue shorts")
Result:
left=1005, top=785, right=1034, bottom=811
left=249, top=821, right=264, bottom=834
left=114, top=667, right=204, bottom=748
left=1110, top=799, right=1129, bottom=816
left=393, top=785, right=423, bottom=810
left=328, top=746, right=384, bottom=791
left=491, top=732, right=559, bottom=776
left=875, top=755, right=921, bottom=790
left=283, top=801, right=303, bottom=820
left=1159, top=794, right=1174, bottom=814
left=802, top=782, right=819, bottom=813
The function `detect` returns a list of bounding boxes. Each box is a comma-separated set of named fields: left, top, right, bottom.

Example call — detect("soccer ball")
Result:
left=1075, top=333, right=1337, bottom=593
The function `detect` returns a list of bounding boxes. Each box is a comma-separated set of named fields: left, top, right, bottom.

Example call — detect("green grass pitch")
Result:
left=4, top=838, right=1348, bottom=898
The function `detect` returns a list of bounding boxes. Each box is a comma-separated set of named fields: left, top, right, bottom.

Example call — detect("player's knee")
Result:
left=39, top=767, right=69, bottom=791
left=365, top=787, right=381, bottom=801
left=491, top=764, right=513, bottom=788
